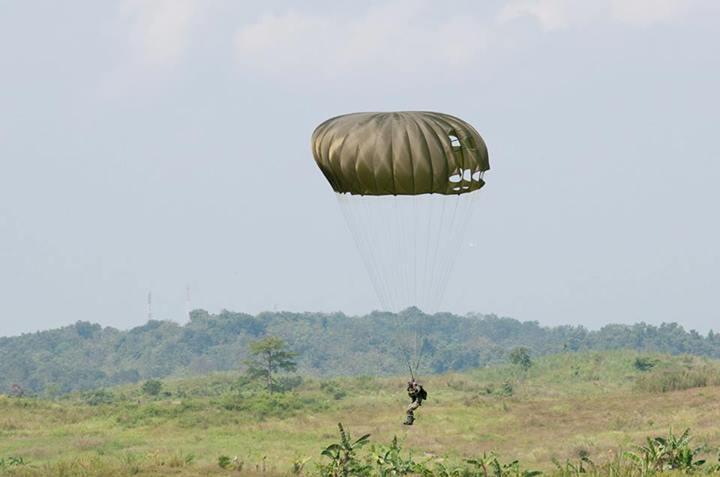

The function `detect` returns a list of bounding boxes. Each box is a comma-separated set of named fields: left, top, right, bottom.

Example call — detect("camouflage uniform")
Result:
left=404, top=381, right=424, bottom=425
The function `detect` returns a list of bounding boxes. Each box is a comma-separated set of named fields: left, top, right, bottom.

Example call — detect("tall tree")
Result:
left=509, top=347, right=532, bottom=371
left=244, top=336, right=297, bottom=393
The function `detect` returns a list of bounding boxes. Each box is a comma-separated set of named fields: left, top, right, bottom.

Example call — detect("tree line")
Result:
left=2, top=307, right=720, bottom=394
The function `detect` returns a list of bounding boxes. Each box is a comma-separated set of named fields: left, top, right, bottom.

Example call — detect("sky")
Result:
left=1, top=0, right=719, bottom=336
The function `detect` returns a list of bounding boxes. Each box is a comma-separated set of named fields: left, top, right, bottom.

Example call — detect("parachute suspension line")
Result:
left=407, top=359, right=416, bottom=382
left=398, top=197, right=407, bottom=310
left=435, top=194, right=463, bottom=307
left=437, top=192, right=480, bottom=307
left=421, top=196, right=436, bottom=309
left=397, top=196, right=419, bottom=371
left=419, top=196, right=432, bottom=308
left=446, top=196, right=464, bottom=303
left=409, top=195, right=430, bottom=377
left=413, top=331, right=425, bottom=377
left=410, top=195, right=446, bottom=377
left=439, top=197, right=459, bottom=306
left=390, top=196, right=404, bottom=311
left=389, top=196, right=405, bottom=311
left=391, top=197, right=403, bottom=311
left=398, top=196, right=416, bottom=368
left=434, top=195, right=454, bottom=309
left=401, top=196, right=414, bottom=309
left=401, top=198, right=411, bottom=309
left=420, top=195, right=434, bottom=308
left=426, top=194, right=450, bottom=310
left=361, top=196, right=387, bottom=309
left=374, top=197, right=398, bottom=310
left=336, top=195, right=371, bottom=299
left=413, top=328, right=418, bottom=374
left=336, top=191, right=481, bottom=378
left=373, top=197, right=398, bottom=310
left=379, top=197, right=401, bottom=309
left=344, top=196, right=381, bottom=307
left=412, top=195, right=418, bottom=307
left=337, top=194, right=389, bottom=310
left=337, top=191, right=480, bottom=315
left=416, top=196, right=438, bottom=375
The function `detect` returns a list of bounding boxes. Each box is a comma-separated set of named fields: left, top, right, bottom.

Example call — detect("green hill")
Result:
left=2, top=308, right=720, bottom=394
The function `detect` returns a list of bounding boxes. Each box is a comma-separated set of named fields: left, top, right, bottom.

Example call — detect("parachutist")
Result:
left=403, top=380, right=427, bottom=425
left=311, top=112, right=488, bottom=407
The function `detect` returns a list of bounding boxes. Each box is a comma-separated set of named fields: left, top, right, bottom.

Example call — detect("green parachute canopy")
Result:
left=311, top=111, right=489, bottom=195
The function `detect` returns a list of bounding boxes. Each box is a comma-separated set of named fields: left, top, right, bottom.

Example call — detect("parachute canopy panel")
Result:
left=311, top=111, right=489, bottom=196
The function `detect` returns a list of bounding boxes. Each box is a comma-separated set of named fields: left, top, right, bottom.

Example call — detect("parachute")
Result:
left=311, top=111, right=490, bottom=370
left=312, top=111, right=489, bottom=312
left=312, top=111, right=488, bottom=196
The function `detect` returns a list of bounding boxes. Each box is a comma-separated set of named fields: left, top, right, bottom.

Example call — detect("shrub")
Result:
left=636, top=366, right=720, bottom=393
left=276, top=375, right=304, bottom=393
left=476, top=381, right=513, bottom=399
left=321, top=381, right=348, bottom=400
left=0, top=456, right=26, bottom=468
left=509, top=348, right=532, bottom=370
left=633, top=356, right=657, bottom=372
left=83, top=389, right=115, bottom=406
left=218, top=456, right=249, bottom=472
left=219, top=391, right=327, bottom=418
left=142, top=379, right=162, bottom=396
left=217, top=455, right=232, bottom=469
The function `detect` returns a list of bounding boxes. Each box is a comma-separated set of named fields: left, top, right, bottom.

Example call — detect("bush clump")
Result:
left=633, top=356, right=658, bottom=372
left=636, top=365, right=720, bottom=393
left=219, top=391, right=327, bottom=419
left=141, top=379, right=163, bottom=396
left=83, top=389, right=115, bottom=406
left=320, top=381, right=348, bottom=400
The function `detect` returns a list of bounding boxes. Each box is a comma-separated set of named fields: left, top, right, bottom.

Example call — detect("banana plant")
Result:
left=467, top=452, right=542, bottom=477
left=319, top=423, right=372, bottom=477
left=624, top=428, right=705, bottom=473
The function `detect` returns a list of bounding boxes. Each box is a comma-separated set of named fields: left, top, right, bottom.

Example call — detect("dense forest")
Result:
left=2, top=308, right=720, bottom=394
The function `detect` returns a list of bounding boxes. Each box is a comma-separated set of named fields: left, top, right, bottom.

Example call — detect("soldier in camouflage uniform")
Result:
left=403, top=380, right=426, bottom=425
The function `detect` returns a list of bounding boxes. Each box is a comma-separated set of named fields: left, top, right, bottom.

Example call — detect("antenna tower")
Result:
left=147, top=291, right=153, bottom=321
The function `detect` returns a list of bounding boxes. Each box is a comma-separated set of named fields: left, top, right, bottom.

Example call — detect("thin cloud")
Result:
left=99, top=0, right=717, bottom=93
left=97, top=0, right=204, bottom=98
left=498, top=0, right=715, bottom=30
left=120, top=0, right=200, bottom=68
left=609, top=0, right=697, bottom=27
left=232, top=1, right=492, bottom=81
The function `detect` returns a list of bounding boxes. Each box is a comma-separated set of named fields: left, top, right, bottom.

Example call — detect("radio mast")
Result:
left=147, top=291, right=153, bottom=321
left=184, top=285, right=192, bottom=322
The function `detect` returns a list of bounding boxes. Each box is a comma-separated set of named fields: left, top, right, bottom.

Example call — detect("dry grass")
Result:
left=2, top=351, right=720, bottom=476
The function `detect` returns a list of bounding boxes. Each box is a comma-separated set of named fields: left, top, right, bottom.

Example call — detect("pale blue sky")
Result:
left=1, top=0, right=719, bottom=336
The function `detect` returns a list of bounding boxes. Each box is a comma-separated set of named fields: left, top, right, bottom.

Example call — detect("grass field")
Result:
left=2, top=350, right=720, bottom=476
